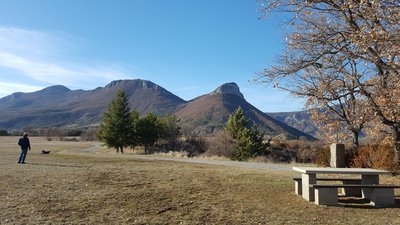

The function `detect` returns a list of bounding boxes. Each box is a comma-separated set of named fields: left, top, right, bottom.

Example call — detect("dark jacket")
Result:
left=18, top=137, right=31, bottom=150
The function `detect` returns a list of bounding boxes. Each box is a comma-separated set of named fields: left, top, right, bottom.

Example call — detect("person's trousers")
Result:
left=18, top=148, right=28, bottom=163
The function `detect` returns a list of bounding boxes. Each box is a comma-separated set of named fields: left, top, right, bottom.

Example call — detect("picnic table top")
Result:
left=292, top=166, right=390, bottom=175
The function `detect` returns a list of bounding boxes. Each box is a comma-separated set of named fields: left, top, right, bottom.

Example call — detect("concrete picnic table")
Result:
left=292, top=166, right=391, bottom=202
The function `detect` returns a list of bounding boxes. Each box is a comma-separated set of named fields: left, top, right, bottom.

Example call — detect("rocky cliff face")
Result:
left=211, top=82, right=244, bottom=98
left=266, top=111, right=317, bottom=137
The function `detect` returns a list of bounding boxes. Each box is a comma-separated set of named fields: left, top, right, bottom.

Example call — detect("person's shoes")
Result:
left=21, top=162, right=26, bottom=164
left=18, top=162, right=21, bottom=164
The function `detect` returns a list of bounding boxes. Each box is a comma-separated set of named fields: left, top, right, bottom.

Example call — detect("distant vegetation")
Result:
left=0, top=129, right=9, bottom=136
left=93, top=91, right=287, bottom=161
left=97, top=90, right=199, bottom=155
left=5, top=88, right=394, bottom=172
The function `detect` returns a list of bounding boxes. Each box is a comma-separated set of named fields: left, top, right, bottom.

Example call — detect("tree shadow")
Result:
left=337, top=197, right=400, bottom=209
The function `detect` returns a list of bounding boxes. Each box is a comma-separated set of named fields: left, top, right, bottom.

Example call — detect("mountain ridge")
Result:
left=0, top=79, right=314, bottom=140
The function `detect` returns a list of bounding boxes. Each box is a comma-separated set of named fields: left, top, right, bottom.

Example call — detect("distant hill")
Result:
left=175, top=83, right=315, bottom=140
left=0, top=79, right=314, bottom=140
left=266, top=111, right=318, bottom=137
left=0, top=79, right=185, bottom=129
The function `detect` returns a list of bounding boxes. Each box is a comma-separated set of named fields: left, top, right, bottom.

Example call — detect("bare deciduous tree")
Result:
left=257, top=0, right=400, bottom=164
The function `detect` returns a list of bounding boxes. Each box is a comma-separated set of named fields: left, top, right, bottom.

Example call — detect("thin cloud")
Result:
left=0, top=26, right=132, bottom=91
left=0, top=81, right=44, bottom=97
left=0, top=52, right=129, bottom=87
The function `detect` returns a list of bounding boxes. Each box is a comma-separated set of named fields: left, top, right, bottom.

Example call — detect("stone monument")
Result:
left=330, top=143, right=345, bottom=168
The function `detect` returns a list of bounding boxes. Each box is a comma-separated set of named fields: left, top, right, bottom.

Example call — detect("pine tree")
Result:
left=159, top=114, right=182, bottom=150
left=224, top=107, right=249, bottom=140
left=225, top=107, right=266, bottom=161
left=137, top=112, right=161, bottom=154
left=129, top=110, right=140, bottom=149
left=97, top=90, right=133, bottom=153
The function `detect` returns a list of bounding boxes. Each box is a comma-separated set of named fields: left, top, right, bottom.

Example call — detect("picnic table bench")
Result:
left=293, top=177, right=361, bottom=196
left=310, top=184, right=400, bottom=207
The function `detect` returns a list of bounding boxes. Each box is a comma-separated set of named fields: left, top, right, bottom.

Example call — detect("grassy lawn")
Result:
left=1, top=137, right=399, bottom=224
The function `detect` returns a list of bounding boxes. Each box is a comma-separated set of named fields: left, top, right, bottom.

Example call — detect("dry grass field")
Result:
left=1, top=137, right=400, bottom=225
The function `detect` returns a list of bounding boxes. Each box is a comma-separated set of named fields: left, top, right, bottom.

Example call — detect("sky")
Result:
left=0, top=0, right=305, bottom=112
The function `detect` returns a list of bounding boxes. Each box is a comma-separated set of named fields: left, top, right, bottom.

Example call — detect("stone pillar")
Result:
left=330, top=143, right=345, bottom=168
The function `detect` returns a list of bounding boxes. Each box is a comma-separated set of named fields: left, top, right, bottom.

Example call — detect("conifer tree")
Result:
left=129, top=110, right=140, bottom=149
left=159, top=114, right=182, bottom=149
left=225, top=107, right=249, bottom=140
left=97, top=90, right=133, bottom=153
left=137, top=112, right=161, bottom=153
left=225, top=107, right=266, bottom=161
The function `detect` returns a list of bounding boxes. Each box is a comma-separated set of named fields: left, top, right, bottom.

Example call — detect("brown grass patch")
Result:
left=1, top=137, right=400, bottom=224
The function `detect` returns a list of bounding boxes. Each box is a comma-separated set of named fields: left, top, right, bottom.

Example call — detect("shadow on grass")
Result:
left=26, top=162, right=91, bottom=168
left=337, top=197, right=400, bottom=209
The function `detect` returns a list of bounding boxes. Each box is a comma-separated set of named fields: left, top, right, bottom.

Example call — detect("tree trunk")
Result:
left=393, top=124, right=400, bottom=166
left=120, top=147, right=124, bottom=154
left=352, top=130, right=360, bottom=148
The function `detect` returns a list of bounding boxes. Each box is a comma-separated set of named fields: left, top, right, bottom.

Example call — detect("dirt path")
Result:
left=64, top=142, right=294, bottom=172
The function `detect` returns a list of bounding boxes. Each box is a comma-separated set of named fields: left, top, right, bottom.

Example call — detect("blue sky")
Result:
left=0, top=0, right=304, bottom=112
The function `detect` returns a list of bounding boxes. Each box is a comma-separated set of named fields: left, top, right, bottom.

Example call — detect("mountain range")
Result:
left=266, top=110, right=317, bottom=138
left=0, top=79, right=315, bottom=140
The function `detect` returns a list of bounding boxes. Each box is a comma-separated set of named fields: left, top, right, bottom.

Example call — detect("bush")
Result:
left=315, top=147, right=330, bottom=167
left=351, top=138, right=397, bottom=172
left=183, top=136, right=208, bottom=157
left=285, top=140, right=321, bottom=163
left=154, top=136, right=208, bottom=158
left=66, top=129, right=82, bottom=136
left=64, top=137, right=80, bottom=142
left=267, top=140, right=324, bottom=164
left=81, top=128, right=99, bottom=141
left=205, top=131, right=235, bottom=158
left=268, top=145, right=297, bottom=163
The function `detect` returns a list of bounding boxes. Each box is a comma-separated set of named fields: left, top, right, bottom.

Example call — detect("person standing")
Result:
left=18, top=132, right=31, bottom=164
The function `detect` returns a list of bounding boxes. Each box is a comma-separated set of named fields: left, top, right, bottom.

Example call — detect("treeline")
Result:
left=0, top=127, right=98, bottom=141
left=97, top=90, right=184, bottom=154
left=97, top=90, right=269, bottom=161
left=0, top=130, right=9, bottom=136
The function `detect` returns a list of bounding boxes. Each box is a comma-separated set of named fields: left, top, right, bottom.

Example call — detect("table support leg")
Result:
left=342, top=180, right=362, bottom=197
left=361, top=174, right=379, bottom=199
left=302, top=173, right=316, bottom=202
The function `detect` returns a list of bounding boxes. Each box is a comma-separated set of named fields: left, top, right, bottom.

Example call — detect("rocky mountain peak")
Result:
left=211, top=82, right=244, bottom=98
left=105, top=79, right=132, bottom=88
left=140, top=79, right=158, bottom=90
left=105, top=79, right=159, bottom=90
